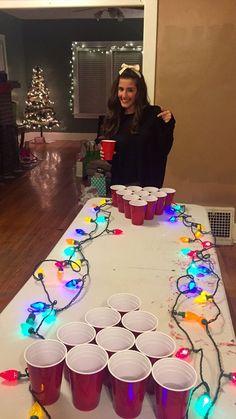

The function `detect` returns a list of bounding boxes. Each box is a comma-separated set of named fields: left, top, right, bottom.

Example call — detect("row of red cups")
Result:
left=110, top=185, right=176, bottom=225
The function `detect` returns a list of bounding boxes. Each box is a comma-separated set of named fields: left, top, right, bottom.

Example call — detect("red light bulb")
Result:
left=0, top=369, right=20, bottom=381
left=175, top=347, right=191, bottom=359
left=202, top=241, right=213, bottom=249
left=113, top=229, right=123, bottom=235
left=230, top=372, right=236, bottom=384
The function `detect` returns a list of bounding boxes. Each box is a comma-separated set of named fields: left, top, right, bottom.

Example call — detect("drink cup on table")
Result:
left=56, top=321, right=96, bottom=380
left=123, top=193, right=139, bottom=219
left=24, top=339, right=67, bottom=405
left=126, top=185, right=143, bottom=193
left=144, top=194, right=158, bottom=220
left=143, top=186, right=159, bottom=194
left=66, top=343, right=108, bottom=411
left=101, top=139, right=116, bottom=160
left=110, top=184, right=126, bottom=207
left=153, top=191, right=167, bottom=215
left=116, top=189, right=131, bottom=213
left=152, top=357, right=197, bottom=419
left=129, top=199, right=147, bottom=225
left=85, top=306, right=121, bottom=332
left=107, top=292, right=141, bottom=316
left=135, top=331, right=176, bottom=393
left=138, top=190, right=150, bottom=198
left=160, top=187, right=176, bottom=208
left=108, top=349, right=152, bottom=418
left=121, top=310, right=158, bottom=337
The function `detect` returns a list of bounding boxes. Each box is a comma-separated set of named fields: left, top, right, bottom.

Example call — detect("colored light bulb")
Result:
left=21, top=323, right=33, bottom=336
left=26, top=313, right=36, bottom=325
left=65, top=279, right=82, bottom=290
left=187, top=250, right=198, bottom=258
left=97, top=215, right=106, bottom=223
left=181, top=311, right=205, bottom=325
left=194, top=291, right=212, bottom=304
left=99, top=199, right=107, bottom=205
left=229, top=372, right=236, bottom=384
left=29, top=401, right=45, bottom=419
left=57, top=268, right=64, bottom=280
left=75, top=228, right=86, bottom=235
left=202, top=241, right=213, bottom=249
left=44, top=309, right=56, bottom=324
left=175, top=347, right=191, bottom=359
left=30, top=301, right=50, bottom=313
left=55, top=261, right=65, bottom=268
left=188, top=280, right=197, bottom=292
left=84, top=216, right=92, bottom=222
left=195, top=231, right=202, bottom=239
left=180, top=236, right=190, bottom=243
left=169, top=216, right=177, bottom=223
left=66, top=238, right=79, bottom=245
left=113, top=229, right=123, bottom=235
left=0, top=369, right=19, bottom=381
left=174, top=204, right=182, bottom=211
left=71, top=260, right=81, bottom=269
left=64, top=246, right=76, bottom=257
left=181, top=248, right=192, bottom=255
left=195, top=393, right=212, bottom=417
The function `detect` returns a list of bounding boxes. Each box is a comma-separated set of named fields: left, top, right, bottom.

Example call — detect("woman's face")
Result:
left=118, top=78, right=138, bottom=114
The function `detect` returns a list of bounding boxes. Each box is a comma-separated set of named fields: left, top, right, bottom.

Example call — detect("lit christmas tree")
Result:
left=23, top=65, right=60, bottom=138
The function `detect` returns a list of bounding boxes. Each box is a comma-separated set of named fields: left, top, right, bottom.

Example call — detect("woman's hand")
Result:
left=157, top=108, right=172, bottom=123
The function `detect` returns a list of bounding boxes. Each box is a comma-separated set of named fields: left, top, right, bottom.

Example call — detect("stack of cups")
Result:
left=56, top=321, right=96, bottom=380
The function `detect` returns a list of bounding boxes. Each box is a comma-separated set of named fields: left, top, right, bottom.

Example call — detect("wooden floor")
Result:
left=0, top=140, right=235, bottom=334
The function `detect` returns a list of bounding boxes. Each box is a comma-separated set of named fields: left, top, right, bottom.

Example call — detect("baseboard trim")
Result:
left=24, top=132, right=96, bottom=142
left=234, top=223, right=236, bottom=243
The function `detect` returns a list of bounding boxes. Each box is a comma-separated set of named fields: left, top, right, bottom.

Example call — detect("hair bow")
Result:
left=119, top=63, right=141, bottom=78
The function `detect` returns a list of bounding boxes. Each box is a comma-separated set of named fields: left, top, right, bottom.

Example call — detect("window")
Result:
left=0, top=34, right=8, bottom=74
left=71, top=41, right=143, bottom=118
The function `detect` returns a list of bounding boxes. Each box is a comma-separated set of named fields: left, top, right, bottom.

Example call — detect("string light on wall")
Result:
left=69, top=41, right=143, bottom=112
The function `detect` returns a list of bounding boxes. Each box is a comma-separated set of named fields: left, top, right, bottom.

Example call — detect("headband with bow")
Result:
left=119, top=63, right=141, bottom=78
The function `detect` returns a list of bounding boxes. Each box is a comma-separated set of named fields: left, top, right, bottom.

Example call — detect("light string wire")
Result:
left=169, top=204, right=232, bottom=418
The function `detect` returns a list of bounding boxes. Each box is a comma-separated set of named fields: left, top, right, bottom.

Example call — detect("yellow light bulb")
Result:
left=28, top=401, right=45, bottom=418
left=195, top=231, right=202, bottom=239
left=180, top=236, right=190, bottom=243
left=194, top=291, right=212, bottom=304
left=84, top=216, right=92, bottom=222
left=71, top=260, right=81, bottom=269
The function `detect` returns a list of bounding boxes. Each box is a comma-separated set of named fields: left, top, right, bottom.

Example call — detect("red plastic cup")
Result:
left=66, top=343, right=108, bottom=411
left=107, top=292, right=141, bottom=316
left=110, top=184, right=126, bottom=207
left=129, top=199, right=147, bottom=225
left=142, top=186, right=159, bottom=194
left=121, top=310, right=158, bottom=337
left=123, top=194, right=139, bottom=219
left=144, top=195, right=158, bottom=220
left=24, top=339, right=66, bottom=405
left=96, top=326, right=135, bottom=357
left=101, top=139, right=116, bottom=160
left=152, top=358, right=197, bottom=419
left=84, top=306, right=121, bottom=332
left=108, top=350, right=152, bottom=418
left=126, top=185, right=142, bottom=193
left=138, top=190, right=150, bottom=198
left=135, top=331, right=176, bottom=393
left=153, top=191, right=167, bottom=215
left=160, top=187, right=176, bottom=208
left=56, top=322, right=96, bottom=380
left=116, top=189, right=131, bottom=213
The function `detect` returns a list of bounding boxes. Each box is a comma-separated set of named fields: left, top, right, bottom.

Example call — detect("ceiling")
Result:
left=2, top=7, right=144, bottom=20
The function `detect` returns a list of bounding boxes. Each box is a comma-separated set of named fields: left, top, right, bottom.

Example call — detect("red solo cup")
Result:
left=142, top=186, right=159, bottom=194
left=153, top=191, right=167, bottom=215
left=129, top=199, right=147, bottom=225
left=126, top=185, right=142, bottom=193
left=66, top=343, right=108, bottom=411
left=101, top=139, right=116, bottom=160
left=121, top=310, right=158, bottom=337
left=108, top=350, right=152, bottom=418
left=110, top=184, right=126, bottom=207
left=138, top=190, right=150, bottom=198
left=123, top=194, right=139, bottom=219
left=96, top=326, right=135, bottom=356
left=24, top=339, right=66, bottom=405
left=144, top=195, right=158, bottom=220
left=56, top=322, right=96, bottom=380
left=107, top=292, right=141, bottom=316
left=160, top=187, right=176, bottom=208
left=85, top=306, right=121, bottom=332
left=116, top=189, right=131, bottom=213
left=135, top=331, right=176, bottom=393
left=152, top=358, right=197, bottom=419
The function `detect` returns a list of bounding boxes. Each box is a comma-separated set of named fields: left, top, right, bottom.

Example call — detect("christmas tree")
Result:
left=23, top=65, right=60, bottom=137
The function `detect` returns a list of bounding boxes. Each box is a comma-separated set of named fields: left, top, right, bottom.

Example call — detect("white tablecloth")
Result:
left=0, top=199, right=235, bottom=418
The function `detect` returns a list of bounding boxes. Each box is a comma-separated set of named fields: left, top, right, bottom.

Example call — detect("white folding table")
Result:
left=0, top=199, right=235, bottom=418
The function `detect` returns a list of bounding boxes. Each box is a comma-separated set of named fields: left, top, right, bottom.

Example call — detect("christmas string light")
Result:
left=167, top=204, right=234, bottom=418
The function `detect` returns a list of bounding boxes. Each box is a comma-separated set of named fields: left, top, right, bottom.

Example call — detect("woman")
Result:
left=101, top=63, right=175, bottom=188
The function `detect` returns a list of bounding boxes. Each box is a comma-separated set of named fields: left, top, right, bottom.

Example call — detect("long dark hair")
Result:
left=102, top=68, right=150, bottom=137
